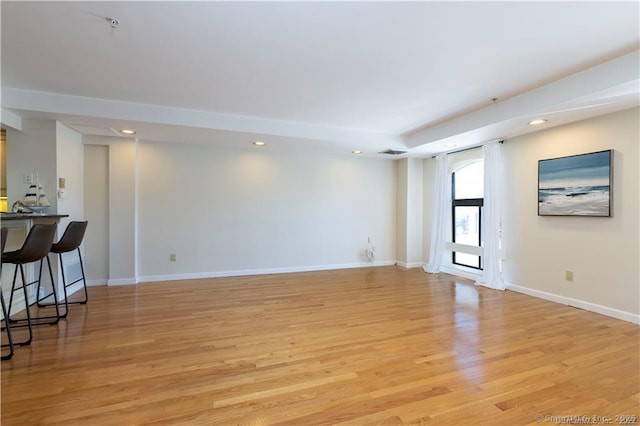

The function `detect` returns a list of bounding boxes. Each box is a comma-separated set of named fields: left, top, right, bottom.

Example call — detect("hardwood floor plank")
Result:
left=2, top=266, right=638, bottom=424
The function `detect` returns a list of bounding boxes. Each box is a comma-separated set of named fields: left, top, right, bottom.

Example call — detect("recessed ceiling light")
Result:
left=352, top=150, right=363, bottom=155
left=119, top=129, right=136, bottom=135
left=528, top=119, right=548, bottom=126
left=253, top=141, right=266, bottom=146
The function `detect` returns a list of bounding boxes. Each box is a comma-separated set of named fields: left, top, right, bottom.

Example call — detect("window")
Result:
left=451, top=161, right=483, bottom=269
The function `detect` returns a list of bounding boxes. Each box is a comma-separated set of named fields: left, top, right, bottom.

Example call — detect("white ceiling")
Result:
left=1, top=1, right=639, bottom=157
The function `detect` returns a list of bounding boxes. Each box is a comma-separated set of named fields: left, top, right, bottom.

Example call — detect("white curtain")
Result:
left=424, top=153, right=449, bottom=274
left=476, top=141, right=505, bottom=290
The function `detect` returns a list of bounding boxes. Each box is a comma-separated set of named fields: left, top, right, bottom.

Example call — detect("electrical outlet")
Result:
left=24, top=173, right=33, bottom=184
left=565, top=270, right=574, bottom=282
left=170, top=254, right=176, bottom=262
left=58, top=177, right=66, bottom=189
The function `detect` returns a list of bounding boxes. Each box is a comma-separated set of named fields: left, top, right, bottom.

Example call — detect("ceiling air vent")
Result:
left=379, top=149, right=407, bottom=155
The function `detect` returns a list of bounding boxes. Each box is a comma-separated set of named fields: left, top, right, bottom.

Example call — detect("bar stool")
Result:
left=37, top=221, right=88, bottom=318
left=1, top=227, right=15, bottom=360
left=2, top=223, right=59, bottom=346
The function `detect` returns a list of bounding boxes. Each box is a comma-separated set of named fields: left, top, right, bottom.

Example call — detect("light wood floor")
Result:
left=1, top=267, right=638, bottom=425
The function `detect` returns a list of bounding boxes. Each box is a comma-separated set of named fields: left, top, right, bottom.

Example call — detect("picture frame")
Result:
left=538, top=150, right=613, bottom=217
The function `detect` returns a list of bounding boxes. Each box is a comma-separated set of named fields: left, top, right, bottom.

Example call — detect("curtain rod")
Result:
left=431, top=139, right=504, bottom=158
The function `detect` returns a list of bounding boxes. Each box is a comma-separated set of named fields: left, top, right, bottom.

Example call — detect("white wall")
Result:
left=83, top=136, right=137, bottom=284
left=422, top=158, right=435, bottom=265
left=421, top=108, right=638, bottom=321
left=77, top=107, right=639, bottom=322
left=83, top=144, right=109, bottom=284
left=55, top=122, right=84, bottom=227
left=108, top=140, right=136, bottom=284
left=406, top=158, right=424, bottom=266
left=54, top=122, right=85, bottom=296
left=501, top=108, right=639, bottom=318
left=397, top=158, right=423, bottom=267
left=396, top=160, right=408, bottom=263
left=6, top=119, right=58, bottom=212
left=135, top=141, right=396, bottom=280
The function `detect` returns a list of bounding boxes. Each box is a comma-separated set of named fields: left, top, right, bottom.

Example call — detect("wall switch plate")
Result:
left=565, top=270, right=574, bottom=282
left=170, top=254, right=176, bottom=262
left=58, top=177, right=66, bottom=189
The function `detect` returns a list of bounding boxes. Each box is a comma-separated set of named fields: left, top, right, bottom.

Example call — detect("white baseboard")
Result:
left=137, top=261, right=397, bottom=284
left=506, top=282, right=640, bottom=325
left=86, top=279, right=107, bottom=287
left=396, top=262, right=424, bottom=269
left=107, top=277, right=137, bottom=286
left=439, top=265, right=482, bottom=281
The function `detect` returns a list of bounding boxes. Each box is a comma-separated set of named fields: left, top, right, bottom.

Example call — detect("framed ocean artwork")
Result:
left=538, top=150, right=612, bottom=217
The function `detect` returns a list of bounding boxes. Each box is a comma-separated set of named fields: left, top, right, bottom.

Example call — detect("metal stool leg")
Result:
left=38, top=247, right=88, bottom=309
left=76, top=248, right=89, bottom=304
left=2, top=223, right=59, bottom=348
left=9, top=259, right=60, bottom=331
left=1, top=292, right=14, bottom=360
left=37, top=255, right=69, bottom=318
left=6, top=264, right=35, bottom=346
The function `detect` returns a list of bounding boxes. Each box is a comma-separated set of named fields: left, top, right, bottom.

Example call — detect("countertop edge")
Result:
left=1, top=213, right=70, bottom=220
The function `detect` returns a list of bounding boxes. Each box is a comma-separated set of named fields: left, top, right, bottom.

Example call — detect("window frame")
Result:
left=451, top=165, right=484, bottom=270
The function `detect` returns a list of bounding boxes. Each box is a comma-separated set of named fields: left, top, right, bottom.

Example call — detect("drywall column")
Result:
left=108, top=140, right=136, bottom=285
left=396, top=158, right=424, bottom=267
left=396, top=160, right=408, bottom=264
left=55, top=122, right=84, bottom=229
left=83, top=144, right=109, bottom=284
left=422, top=157, right=436, bottom=267
left=407, top=158, right=424, bottom=266
left=54, top=122, right=85, bottom=296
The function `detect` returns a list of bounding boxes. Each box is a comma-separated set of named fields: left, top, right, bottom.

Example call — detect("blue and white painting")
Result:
left=538, top=150, right=612, bottom=216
